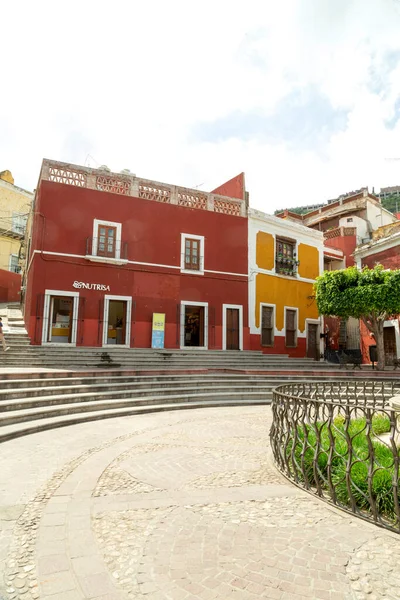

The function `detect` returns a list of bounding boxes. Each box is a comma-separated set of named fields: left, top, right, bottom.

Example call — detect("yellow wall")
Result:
left=255, top=274, right=318, bottom=332
left=0, top=178, right=32, bottom=271
left=254, top=231, right=320, bottom=333
left=256, top=231, right=275, bottom=270
left=298, top=243, right=320, bottom=280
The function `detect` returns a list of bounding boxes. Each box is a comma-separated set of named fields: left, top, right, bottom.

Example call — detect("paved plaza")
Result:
left=0, top=406, right=399, bottom=600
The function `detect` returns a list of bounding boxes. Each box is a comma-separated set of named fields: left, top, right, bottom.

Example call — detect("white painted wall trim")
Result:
left=28, top=250, right=248, bottom=278
left=102, top=294, right=132, bottom=347
left=41, top=289, right=79, bottom=346
left=180, top=300, right=208, bottom=349
left=222, top=304, right=243, bottom=350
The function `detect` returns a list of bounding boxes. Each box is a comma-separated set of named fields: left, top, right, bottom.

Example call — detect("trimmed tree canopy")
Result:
left=315, top=266, right=400, bottom=321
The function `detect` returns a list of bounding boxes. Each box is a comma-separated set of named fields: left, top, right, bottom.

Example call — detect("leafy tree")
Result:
left=315, top=265, right=400, bottom=370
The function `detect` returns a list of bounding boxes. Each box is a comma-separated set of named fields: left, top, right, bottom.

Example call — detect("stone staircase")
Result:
left=0, top=371, right=374, bottom=443
left=0, top=345, right=339, bottom=371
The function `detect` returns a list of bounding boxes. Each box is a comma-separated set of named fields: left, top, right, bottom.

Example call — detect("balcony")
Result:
left=324, top=226, right=356, bottom=240
left=275, top=255, right=300, bottom=277
left=85, top=237, right=128, bottom=265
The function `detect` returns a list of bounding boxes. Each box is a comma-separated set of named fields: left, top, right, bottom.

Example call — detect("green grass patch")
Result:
left=285, top=414, right=399, bottom=522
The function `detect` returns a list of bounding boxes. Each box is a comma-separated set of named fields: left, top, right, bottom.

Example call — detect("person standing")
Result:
left=0, top=317, right=10, bottom=352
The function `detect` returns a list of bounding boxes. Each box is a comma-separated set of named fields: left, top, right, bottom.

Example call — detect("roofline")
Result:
left=248, top=208, right=324, bottom=242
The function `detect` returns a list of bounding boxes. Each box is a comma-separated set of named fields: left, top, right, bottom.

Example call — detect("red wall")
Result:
left=362, top=246, right=400, bottom=270
left=324, top=235, right=357, bottom=266
left=0, top=269, right=21, bottom=303
left=249, top=333, right=307, bottom=358
left=211, top=173, right=245, bottom=201
left=25, top=181, right=249, bottom=348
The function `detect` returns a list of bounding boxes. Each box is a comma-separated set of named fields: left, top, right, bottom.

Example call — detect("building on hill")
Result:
left=248, top=209, right=324, bottom=359
left=378, top=185, right=400, bottom=200
left=0, top=170, right=33, bottom=303
left=277, top=188, right=397, bottom=359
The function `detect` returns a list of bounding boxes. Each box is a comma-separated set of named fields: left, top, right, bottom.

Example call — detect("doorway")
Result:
left=102, top=295, right=132, bottom=347
left=226, top=308, right=239, bottom=350
left=47, top=296, right=73, bottom=343
left=307, top=322, right=320, bottom=360
left=184, top=305, right=204, bottom=347
left=384, top=326, right=397, bottom=365
left=42, top=290, right=79, bottom=345
left=180, top=302, right=208, bottom=349
left=222, top=304, right=243, bottom=350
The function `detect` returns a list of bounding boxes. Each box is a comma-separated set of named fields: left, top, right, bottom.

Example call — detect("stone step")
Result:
left=0, top=390, right=271, bottom=427
left=0, top=399, right=268, bottom=443
left=0, top=380, right=275, bottom=404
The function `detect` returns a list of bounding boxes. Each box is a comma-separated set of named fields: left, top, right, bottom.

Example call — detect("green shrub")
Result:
left=286, top=415, right=400, bottom=522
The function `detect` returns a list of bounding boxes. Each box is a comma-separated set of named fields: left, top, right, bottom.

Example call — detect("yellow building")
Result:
left=0, top=170, right=33, bottom=274
left=249, top=208, right=324, bottom=358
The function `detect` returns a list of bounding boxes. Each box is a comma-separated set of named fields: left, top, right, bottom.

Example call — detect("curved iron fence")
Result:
left=270, top=380, right=400, bottom=533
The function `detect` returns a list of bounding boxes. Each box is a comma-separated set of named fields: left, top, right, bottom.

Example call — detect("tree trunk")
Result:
left=375, top=326, right=386, bottom=370
left=361, top=315, right=386, bottom=370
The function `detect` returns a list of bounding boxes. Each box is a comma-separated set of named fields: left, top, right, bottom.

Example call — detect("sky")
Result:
left=1, top=0, right=400, bottom=213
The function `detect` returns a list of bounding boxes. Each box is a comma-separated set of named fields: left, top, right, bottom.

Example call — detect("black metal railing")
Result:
left=85, top=237, right=128, bottom=260
left=270, top=380, right=400, bottom=533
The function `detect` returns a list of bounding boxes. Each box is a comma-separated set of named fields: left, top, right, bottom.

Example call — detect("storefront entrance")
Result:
left=47, top=296, right=73, bottom=343
left=42, top=290, right=79, bottom=345
left=184, top=305, right=204, bottom=347
left=102, top=295, right=132, bottom=347
left=180, top=302, right=208, bottom=349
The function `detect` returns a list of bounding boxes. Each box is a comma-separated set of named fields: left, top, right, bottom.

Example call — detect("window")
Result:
left=285, top=309, right=297, bottom=347
left=12, top=212, right=28, bottom=235
left=97, top=225, right=117, bottom=258
left=261, top=306, right=274, bottom=346
left=184, top=238, right=200, bottom=270
left=347, top=217, right=353, bottom=223
left=9, top=254, right=20, bottom=273
left=180, top=234, right=204, bottom=274
left=276, top=238, right=297, bottom=276
left=89, top=219, right=126, bottom=263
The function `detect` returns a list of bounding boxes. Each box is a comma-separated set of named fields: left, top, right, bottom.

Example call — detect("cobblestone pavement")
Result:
left=0, top=406, right=399, bottom=600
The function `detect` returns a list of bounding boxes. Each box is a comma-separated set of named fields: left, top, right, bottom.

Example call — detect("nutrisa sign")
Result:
left=72, top=281, right=110, bottom=291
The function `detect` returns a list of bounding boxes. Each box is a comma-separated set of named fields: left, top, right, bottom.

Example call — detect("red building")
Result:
left=354, top=220, right=400, bottom=364
left=24, top=160, right=249, bottom=350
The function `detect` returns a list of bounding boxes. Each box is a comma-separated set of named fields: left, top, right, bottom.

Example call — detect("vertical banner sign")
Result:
left=151, top=313, right=166, bottom=349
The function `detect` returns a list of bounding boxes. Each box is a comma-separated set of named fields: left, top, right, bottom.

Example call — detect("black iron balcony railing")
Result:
left=275, top=254, right=300, bottom=276
left=85, top=237, right=128, bottom=261
left=270, top=380, right=400, bottom=533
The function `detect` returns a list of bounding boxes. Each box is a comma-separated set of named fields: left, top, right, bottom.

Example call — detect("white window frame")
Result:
left=41, top=289, right=79, bottom=346
left=9, top=253, right=20, bottom=273
left=102, top=294, right=132, bottom=348
left=180, top=233, right=205, bottom=275
left=87, top=219, right=128, bottom=265
left=274, top=237, right=298, bottom=278
left=222, top=304, right=243, bottom=350
left=12, top=212, right=27, bottom=235
left=180, top=300, right=208, bottom=349
left=259, top=302, right=276, bottom=347
left=284, top=305, right=298, bottom=348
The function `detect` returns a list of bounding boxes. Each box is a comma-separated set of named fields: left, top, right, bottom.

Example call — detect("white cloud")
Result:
left=1, top=0, right=400, bottom=212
